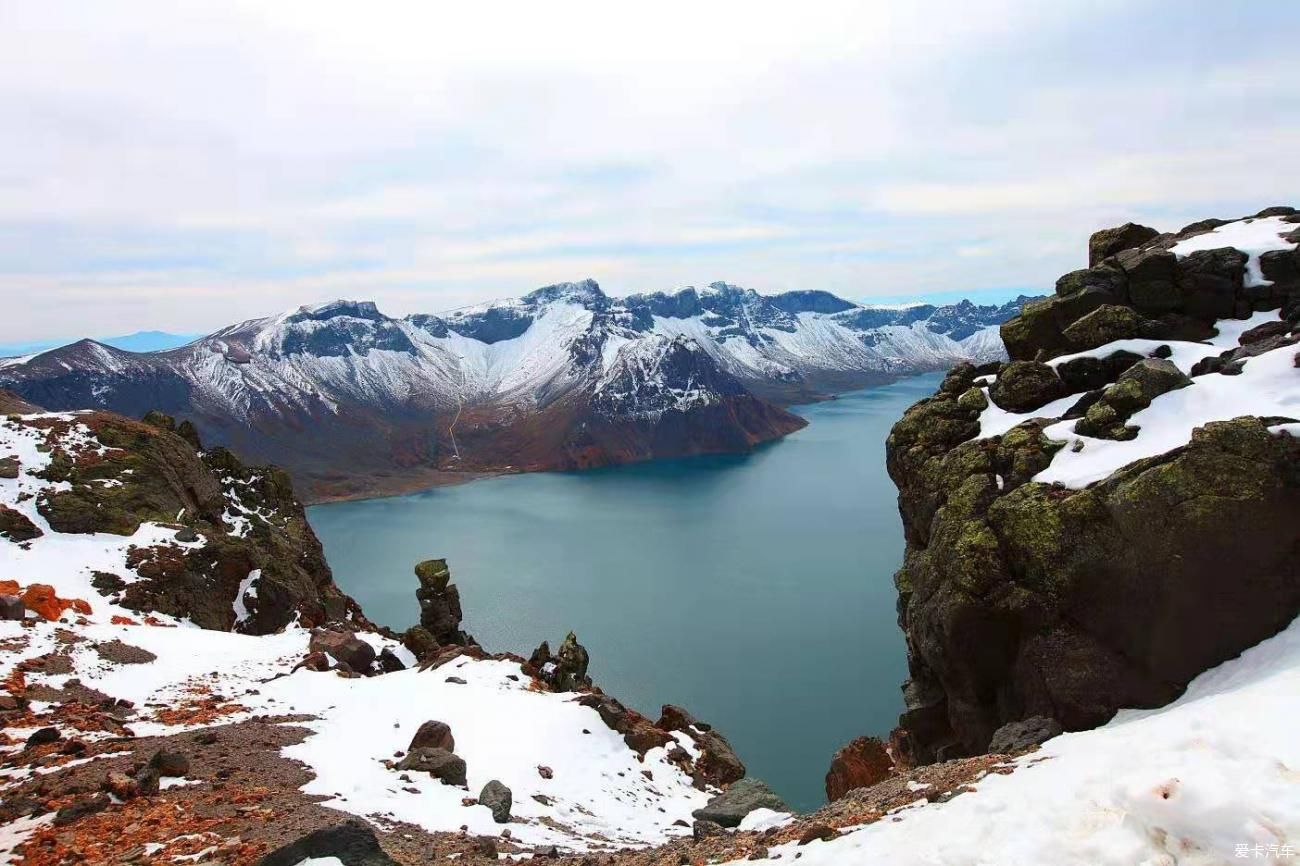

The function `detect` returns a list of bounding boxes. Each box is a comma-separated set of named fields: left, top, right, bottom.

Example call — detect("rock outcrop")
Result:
left=824, top=736, right=892, bottom=802
left=883, top=207, right=1300, bottom=765
left=2, top=409, right=363, bottom=633
left=409, top=559, right=468, bottom=649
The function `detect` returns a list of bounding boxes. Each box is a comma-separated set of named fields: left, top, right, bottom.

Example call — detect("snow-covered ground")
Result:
left=0, top=618, right=711, bottom=850
left=723, top=612, right=1300, bottom=865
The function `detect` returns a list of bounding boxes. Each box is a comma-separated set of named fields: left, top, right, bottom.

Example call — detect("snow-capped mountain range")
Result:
left=0, top=281, right=1033, bottom=499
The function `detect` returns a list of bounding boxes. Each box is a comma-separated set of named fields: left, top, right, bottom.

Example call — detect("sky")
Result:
left=1, top=1, right=1297, bottom=343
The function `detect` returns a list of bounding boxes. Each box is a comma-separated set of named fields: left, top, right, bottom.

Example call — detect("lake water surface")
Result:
left=308, top=373, right=939, bottom=811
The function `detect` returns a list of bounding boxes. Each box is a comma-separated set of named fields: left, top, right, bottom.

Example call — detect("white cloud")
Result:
left=0, top=0, right=1296, bottom=341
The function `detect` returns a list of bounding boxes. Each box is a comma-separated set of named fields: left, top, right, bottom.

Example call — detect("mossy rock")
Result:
left=0, top=505, right=42, bottom=542
left=415, top=559, right=452, bottom=592
left=957, top=387, right=988, bottom=412
left=988, top=362, right=1067, bottom=413
left=1061, top=305, right=1148, bottom=352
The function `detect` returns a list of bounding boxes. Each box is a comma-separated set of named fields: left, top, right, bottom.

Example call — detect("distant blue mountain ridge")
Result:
left=0, top=330, right=200, bottom=358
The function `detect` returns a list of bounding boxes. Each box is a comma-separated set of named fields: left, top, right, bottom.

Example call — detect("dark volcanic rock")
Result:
left=309, top=627, right=377, bottom=674
left=892, top=415, right=1300, bottom=764
left=987, top=716, right=1062, bottom=754
left=414, top=559, right=467, bottom=646
left=691, top=778, right=788, bottom=828
left=1056, top=350, right=1143, bottom=393
left=889, top=210, right=1300, bottom=765
left=1074, top=358, right=1191, bottom=439
left=987, top=362, right=1067, bottom=413
left=1089, top=222, right=1159, bottom=266
left=409, top=720, right=455, bottom=753
left=577, top=693, right=672, bottom=754
left=0, top=595, right=23, bottom=620
left=657, top=704, right=746, bottom=787
left=825, top=736, right=893, bottom=802
left=529, top=631, right=592, bottom=691
left=257, top=820, right=398, bottom=866
left=396, top=747, right=467, bottom=786
left=479, top=779, right=512, bottom=823
left=0, top=505, right=42, bottom=542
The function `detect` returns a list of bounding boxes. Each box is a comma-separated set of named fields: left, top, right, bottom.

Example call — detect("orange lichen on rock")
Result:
left=18, top=583, right=93, bottom=621
left=111, top=615, right=139, bottom=625
left=16, top=792, right=266, bottom=866
left=0, top=579, right=19, bottom=595
left=151, top=695, right=244, bottom=727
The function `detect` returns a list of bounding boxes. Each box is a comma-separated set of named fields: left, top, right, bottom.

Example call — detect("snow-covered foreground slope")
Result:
left=0, top=621, right=710, bottom=850
left=726, top=612, right=1300, bottom=865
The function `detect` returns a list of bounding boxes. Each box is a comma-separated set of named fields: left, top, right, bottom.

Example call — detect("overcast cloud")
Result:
left=1, top=0, right=1297, bottom=341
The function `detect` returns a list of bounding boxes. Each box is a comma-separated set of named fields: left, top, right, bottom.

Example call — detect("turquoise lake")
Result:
left=308, top=373, right=939, bottom=811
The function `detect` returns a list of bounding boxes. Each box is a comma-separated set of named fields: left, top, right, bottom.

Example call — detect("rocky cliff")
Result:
left=0, top=405, right=361, bottom=633
left=883, top=207, right=1300, bottom=764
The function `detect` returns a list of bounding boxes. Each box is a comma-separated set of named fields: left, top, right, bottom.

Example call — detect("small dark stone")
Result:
left=798, top=824, right=838, bottom=846
left=444, top=676, right=467, bottom=685
left=693, top=819, right=726, bottom=840
left=149, top=749, right=190, bottom=777
left=54, top=792, right=111, bottom=826
left=26, top=727, right=61, bottom=748
left=174, top=527, right=199, bottom=543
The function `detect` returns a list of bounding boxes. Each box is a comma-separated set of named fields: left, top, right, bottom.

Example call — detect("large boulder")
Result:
left=1116, top=248, right=1180, bottom=315
left=309, top=627, right=377, bottom=673
left=1000, top=288, right=1118, bottom=361
left=408, top=720, right=455, bottom=753
left=987, top=716, right=1062, bottom=755
left=988, top=362, right=1067, bottom=413
left=396, top=747, right=467, bottom=786
left=479, top=779, right=512, bottom=823
left=1175, top=247, right=1247, bottom=321
left=257, top=820, right=398, bottom=866
left=1089, top=222, right=1159, bottom=266
left=1074, top=358, right=1191, bottom=440
left=1061, top=305, right=1149, bottom=351
left=1056, top=350, right=1143, bottom=393
left=691, top=779, right=788, bottom=828
left=825, top=736, right=893, bottom=802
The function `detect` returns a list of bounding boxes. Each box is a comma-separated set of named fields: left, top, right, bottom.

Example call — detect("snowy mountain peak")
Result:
left=0, top=281, right=1034, bottom=498
left=522, top=278, right=607, bottom=307
left=284, top=299, right=388, bottom=324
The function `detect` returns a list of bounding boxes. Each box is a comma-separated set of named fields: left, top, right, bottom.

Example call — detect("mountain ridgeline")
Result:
left=0, top=282, right=1031, bottom=500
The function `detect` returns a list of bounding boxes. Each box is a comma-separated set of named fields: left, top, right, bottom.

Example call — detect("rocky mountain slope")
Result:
left=0, top=401, right=779, bottom=862
left=0, top=284, right=1030, bottom=501
left=874, top=206, right=1300, bottom=767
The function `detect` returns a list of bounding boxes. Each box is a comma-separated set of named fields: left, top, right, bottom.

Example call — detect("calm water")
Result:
left=308, top=373, right=939, bottom=811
